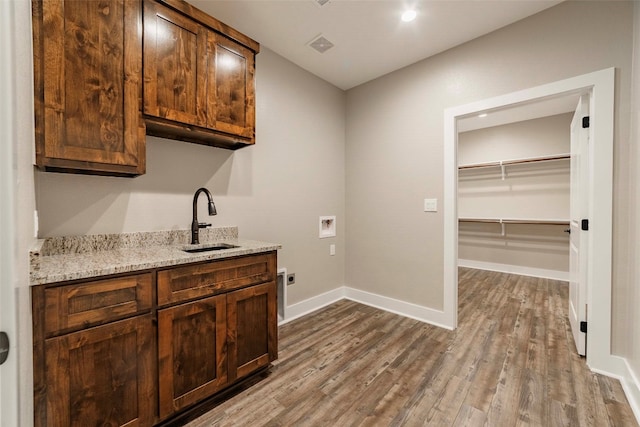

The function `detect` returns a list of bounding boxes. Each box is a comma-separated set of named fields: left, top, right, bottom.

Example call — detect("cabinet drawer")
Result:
left=44, top=273, right=153, bottom=337
left=157, top=252, right=276, bottom=306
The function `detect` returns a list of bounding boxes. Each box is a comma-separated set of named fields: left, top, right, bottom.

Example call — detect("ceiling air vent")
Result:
left=308, top=35, right=334, bottom=53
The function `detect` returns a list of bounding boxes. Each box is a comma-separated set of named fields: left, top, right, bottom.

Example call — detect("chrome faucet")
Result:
left=191, top=187, right=217, bottom=244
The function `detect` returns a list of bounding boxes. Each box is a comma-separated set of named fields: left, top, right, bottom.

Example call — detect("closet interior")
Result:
left=457, top=113, right=572, bottom=280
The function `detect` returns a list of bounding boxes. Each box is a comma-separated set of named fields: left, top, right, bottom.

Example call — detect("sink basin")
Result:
left=182, top=243, right=238, bottom=253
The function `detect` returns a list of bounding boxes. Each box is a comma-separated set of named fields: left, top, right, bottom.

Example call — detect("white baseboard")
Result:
left=279, top=287, right=346, bottom=325
left=458, top=259, right=569, bottom=281
left=281, top=285, right=451, bottom=330
left=344, top=287, right=453, bottom=330
left=620, top=359, right=640, bottom=424
left=591, top=357, right=640, bottom=425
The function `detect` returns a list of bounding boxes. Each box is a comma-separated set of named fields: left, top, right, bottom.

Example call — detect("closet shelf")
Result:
left=459, top=217, right=570, bottom=236
left=458, top=153, right=570, bottom=171
left=459, top=217, right=569, bottom=226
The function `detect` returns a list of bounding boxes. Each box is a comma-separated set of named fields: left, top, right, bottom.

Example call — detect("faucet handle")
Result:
left=198, top=222, right=212, bottom=229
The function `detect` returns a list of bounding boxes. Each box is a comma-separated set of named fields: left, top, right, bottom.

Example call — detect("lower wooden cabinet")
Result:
left=227, top=281, right=278, bottom=382
left=158, top=295, right=228, bottom=419
left=33, top=251, right=278, bottom=426
left=43, top=315, right=155, bottom=427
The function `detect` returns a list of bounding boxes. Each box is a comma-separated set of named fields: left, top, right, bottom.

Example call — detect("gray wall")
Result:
left=11, top=0, right=640, bottom=423
left=35, top=47, right=347, bottom=306
left=345, top=1, right=634, bottom=337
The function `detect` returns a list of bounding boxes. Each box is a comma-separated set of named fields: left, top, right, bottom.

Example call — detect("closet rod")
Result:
left=458, top=217, right=570, bottom=226
left=458, top=153, right=570, bottom=170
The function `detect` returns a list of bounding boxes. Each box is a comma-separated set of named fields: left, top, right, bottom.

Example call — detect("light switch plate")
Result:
left=424, top=198, right=437, bottom=212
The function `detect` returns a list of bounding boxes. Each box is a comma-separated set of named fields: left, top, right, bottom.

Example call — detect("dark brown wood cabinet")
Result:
left=33, top=273, right=156, bottom=427
left=143, top=0, right=258, bottom=149
left=155, top=252, right=277, bottom=420
left=32, top=0, right=146, bottom=176
left=207, top=33, right=256, bottom=141
left=33, top=251, right=277, bottom=426
left=142, top=0, right=209, bottom=129
left=32, top=0, right=259, bottom=176
left=43, top=316, right=156, bottom=427
left=158, top=295, right=228, bottom=419
left=227, top=281, right=278, bottom=382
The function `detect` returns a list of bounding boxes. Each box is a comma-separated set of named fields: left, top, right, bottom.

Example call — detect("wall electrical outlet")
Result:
left=287, top=273, right=296, bottom=285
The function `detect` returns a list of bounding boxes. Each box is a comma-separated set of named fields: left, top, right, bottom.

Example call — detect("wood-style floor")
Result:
left=187, top=268, right=638, bottom=426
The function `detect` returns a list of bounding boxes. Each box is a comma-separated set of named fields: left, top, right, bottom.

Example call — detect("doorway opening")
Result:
left=443, top=68, right=620, bottom=375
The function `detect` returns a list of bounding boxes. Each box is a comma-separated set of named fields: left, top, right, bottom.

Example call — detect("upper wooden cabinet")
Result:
left=32, top=0, right=146, bottom=176
left=32, top=0, right=259, bottom=177
left=143, top=0, right=259, bottom=149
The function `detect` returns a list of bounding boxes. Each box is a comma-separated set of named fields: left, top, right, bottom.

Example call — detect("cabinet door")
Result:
left=34, top=0, right=145, bottom=175
left=227, top=282, right=277, bottom=382
left=43, top=315, right=155, bottom=427
left=143, top=0, right=209, bottom=127
left=208, top=34, right=256, bottom=141
left=158, top=295, right=227, bottom=419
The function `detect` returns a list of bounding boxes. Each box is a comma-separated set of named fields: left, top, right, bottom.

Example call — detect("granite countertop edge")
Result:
left=30, top=228, right=282, bottom=286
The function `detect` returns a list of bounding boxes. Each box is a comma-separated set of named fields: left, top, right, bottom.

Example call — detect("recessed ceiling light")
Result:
left=478, top=113, right=488, bottom=118
left=401, top=10, right=417, bottom=22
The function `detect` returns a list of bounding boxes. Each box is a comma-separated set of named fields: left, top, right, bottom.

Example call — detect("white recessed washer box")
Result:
left=319, top=216, right=336, bottom=238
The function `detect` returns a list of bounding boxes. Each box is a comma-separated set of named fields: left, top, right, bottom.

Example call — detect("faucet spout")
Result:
left=191, top=187, right=217, bottom=244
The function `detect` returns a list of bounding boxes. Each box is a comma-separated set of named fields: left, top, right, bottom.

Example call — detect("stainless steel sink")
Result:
left=182, top=243, right=238, bottom=253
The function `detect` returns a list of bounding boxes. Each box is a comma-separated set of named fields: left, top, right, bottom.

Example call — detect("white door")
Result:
left=569, top=95, right=590, bottom=356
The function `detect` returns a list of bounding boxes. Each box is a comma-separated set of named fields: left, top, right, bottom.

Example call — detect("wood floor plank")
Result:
left=452, top=404, right=486, bottom=427
left=185, top=268, right=638, bottom=427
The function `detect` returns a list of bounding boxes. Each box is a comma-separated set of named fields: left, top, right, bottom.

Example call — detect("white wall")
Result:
left=458, top=114, right=571, bottom=220
left=35, top=47, right=347, bottom=306
left=458, top=113, right=572, bottom=166
left=346, top=1, right=633, bottom=325
left=457, top=114, right=571, bottom=275
left=624, top=0, right=640, bottom=413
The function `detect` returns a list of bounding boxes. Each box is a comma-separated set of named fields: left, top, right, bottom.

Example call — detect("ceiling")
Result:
left=189, top=0, right=563, bottom=90
left=457, top=93, right=580, bottom=132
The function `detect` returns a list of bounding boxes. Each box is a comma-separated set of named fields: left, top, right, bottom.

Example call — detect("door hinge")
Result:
left=581, top=219, right=589, bottom=231
left=582, top=116, right=590, bottom=128
left=580, top=321, right=588, bottom=333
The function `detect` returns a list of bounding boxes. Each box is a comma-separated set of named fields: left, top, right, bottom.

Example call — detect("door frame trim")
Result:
left=443, top=67, right=623, bottom=375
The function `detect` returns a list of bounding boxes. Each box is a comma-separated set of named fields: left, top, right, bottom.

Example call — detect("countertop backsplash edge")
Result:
left=30, top=227, right=282, bottom=286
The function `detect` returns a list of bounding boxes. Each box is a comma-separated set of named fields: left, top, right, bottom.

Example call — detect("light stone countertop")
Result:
left=30, top=227, right=281, bottom=286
